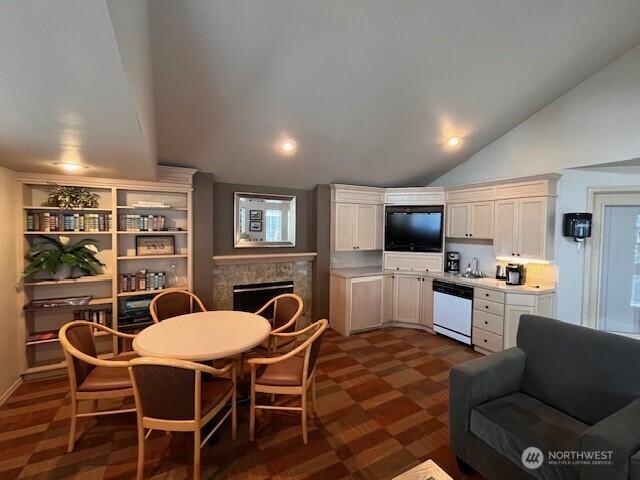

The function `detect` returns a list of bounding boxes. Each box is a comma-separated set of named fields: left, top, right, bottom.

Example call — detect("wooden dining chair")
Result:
left=128, top=357, right=237, bottom=480
left=59, top=321, right=138, bottom=453
left=254, top=293, right=303, bottom=353
left=247, top=319, right=328, bottom=444
left=149, top=289, right=206, bottom=323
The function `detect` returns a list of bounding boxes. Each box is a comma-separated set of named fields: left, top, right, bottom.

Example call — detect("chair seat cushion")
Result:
left=471, top=392, right=588, bottom=480
left=201, top=378, right=233, bottom=415
left=78, top=365, right=132, bottom=392
left=256, top=356, right=304, bottom=386
left=76, top=352, right=138, bottom=392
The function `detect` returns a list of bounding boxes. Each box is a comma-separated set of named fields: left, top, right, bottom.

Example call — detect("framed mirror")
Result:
left=234, top=192, right=296, bottom=248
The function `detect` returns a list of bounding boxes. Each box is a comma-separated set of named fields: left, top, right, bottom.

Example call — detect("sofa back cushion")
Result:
left=517, top=315, right=640, bottom=425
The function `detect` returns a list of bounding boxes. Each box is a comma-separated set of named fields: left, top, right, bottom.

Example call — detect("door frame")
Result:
left=582, top=186, right=640, bottom=337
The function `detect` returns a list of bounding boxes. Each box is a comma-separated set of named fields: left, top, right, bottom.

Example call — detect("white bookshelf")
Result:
left=17, top=167, right=195, bottom=376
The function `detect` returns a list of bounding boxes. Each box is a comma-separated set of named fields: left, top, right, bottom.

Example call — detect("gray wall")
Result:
left=312, top=185, right=331, bottom=321
left=192, top=172, right=214, bottom=308
left=213, top=182, right=314, bottom=255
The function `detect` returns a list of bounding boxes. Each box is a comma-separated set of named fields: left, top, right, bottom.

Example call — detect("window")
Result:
left=265, top=209, right=282, bottom=242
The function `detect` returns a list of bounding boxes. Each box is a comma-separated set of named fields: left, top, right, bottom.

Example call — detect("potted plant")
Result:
left=23, top=236, right=105, bottom=280
left=44, top=184, right=100, bottom=209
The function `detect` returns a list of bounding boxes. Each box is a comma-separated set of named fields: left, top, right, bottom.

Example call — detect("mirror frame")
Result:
left=233, top=192, right=296, bottom=248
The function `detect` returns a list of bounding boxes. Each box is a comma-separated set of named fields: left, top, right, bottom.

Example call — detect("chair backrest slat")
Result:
left=150, top=290, right=206, bottom=323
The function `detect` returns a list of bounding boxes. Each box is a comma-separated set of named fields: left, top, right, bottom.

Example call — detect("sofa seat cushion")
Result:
left=471, top=392, right=588, bottom=480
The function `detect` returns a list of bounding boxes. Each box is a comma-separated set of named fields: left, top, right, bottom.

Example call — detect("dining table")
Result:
left=132, top=310, right=272, bottom=361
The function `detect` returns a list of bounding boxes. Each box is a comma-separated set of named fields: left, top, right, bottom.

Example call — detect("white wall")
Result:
left=0, top=167, right=21, bottom=399
left=431, top=44, right=640, bottom=186
left=431, top=43, right=640, bottom=325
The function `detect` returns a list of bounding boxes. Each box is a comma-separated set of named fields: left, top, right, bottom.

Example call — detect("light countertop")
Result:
left=330, top=267, right=555, bottom=294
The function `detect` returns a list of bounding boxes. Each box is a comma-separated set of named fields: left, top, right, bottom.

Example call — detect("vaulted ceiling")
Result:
left=2, top=1, right=640, bottom=188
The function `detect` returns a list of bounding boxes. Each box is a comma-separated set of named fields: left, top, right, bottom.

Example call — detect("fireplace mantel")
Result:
left=212, top=252, right=317, bottom=266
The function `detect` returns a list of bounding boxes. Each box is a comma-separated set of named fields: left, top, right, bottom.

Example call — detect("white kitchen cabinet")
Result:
left=493, top=197, right=554, bottom=261
left=420, top=276, right=434, bottom=330
left=333, top=203, right=382, bottom=251
left=446, top=201, right=493, bottom=239
left=334, top=203, right=358, bottom=251
left=393, top=274, right=422, bottom=324
left=503, top=293, right=554, bottom=349
left=329, top=274, right=384, bottom=336
left=383, top=274, right=394, bottom=322
left=493, top=199, right=518, bottom=257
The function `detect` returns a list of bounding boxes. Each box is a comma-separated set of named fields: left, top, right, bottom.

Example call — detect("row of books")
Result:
left=73, top=307, right=112, bottom=326
left=119, top=270, right=167, bottom=292
left=26, top=212, right=112, bottom=232
left=118, top=214, right=167, bottom=232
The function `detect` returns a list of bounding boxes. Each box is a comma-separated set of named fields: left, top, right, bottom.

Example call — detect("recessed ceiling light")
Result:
left=54, top=162, right=87, bottom=173
left=279, top=138, right=298, bottom=155
left=447, top=136, right=460, bottom=148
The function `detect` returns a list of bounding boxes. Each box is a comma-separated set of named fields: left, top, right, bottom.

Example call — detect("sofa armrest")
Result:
left=580, top=398, right=640, bottom=480
left=449, top=347, right=526, bottom=458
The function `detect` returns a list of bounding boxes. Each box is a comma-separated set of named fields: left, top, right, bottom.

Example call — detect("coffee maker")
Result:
left=506, top=263, right=526, bottom=285
left=446, top=252, right=460, bottom=273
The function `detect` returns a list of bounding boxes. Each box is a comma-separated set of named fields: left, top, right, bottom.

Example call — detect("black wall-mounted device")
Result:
left=563, top=213, right=592, bottom=248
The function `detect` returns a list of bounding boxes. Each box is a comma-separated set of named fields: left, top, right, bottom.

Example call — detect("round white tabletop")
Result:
left=132, top=311, right=271, bottom=361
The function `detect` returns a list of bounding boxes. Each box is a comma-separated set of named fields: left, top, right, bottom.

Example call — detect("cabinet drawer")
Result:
left=474, top=298, right=504, bottom=316
left=384, top=253, right=443, bottom=273
left=473, top=310, right=504, bottom=335
left=474, top=288, right=505, bottom=304
left=473, top=327, right=503, bottom=353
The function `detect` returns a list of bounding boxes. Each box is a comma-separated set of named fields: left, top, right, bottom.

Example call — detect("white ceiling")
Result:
left=2, top=1, right=640, bottom=188
left=0, top=0, right=155, bottom=179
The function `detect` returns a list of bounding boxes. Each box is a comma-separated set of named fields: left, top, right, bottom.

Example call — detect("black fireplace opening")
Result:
left=233, top=280, right=294, bottom=318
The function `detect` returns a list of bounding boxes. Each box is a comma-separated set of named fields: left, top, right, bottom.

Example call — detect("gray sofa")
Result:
left=449, top=314, right=640, bottom=480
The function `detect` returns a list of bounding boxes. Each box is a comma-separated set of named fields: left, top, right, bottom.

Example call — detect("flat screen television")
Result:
left=385, top=205, right=443, bottom=253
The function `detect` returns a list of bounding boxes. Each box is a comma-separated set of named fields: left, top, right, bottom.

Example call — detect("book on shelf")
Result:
left=74, top=307, right=112, bottom=326
left=119, top=270, right=166, bottom=293
left=131, top=201, right=171, bottom=208
left=24, top=295, right=93, bottom=310
left=26, top=212, right=112, bottom=232
left=118, top=214, right=167, bottom=232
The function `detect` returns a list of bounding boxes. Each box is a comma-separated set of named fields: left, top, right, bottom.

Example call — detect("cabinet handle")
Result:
left=483, top=339, right=488, bottom=343
left=511, top=252, right=515, bottom=256
left=469, top=233, right=472, bottom=237
left=485, top=293, right=489, bottom=297
left=485, top=305, right=489, bottom=309
left=517, top=253, right=520, bottom=256
left=484, top=321, right=488, bottom=325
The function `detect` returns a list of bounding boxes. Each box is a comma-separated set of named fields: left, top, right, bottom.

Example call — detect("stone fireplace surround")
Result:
left=212, top=253, right=315, bottom=325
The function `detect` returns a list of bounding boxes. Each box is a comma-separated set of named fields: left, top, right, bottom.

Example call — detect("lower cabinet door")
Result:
left=383, top=275, right=394, bottom=322
left=393, top=274, right=422, bottom=324
left=420, top=276, right=434, bottom=329
left=503, top=304, right=535, bottom=349
left=350, top=276, right=383, bottom=331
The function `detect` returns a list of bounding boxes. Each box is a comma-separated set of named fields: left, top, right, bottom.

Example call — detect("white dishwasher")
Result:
left=433, top=279, right=473, bottom=345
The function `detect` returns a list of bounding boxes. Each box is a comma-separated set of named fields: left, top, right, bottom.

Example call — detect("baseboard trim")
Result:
left=0, top=377, right=22, bottom=407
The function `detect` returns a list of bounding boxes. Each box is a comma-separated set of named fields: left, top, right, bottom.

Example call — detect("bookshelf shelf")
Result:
left=117, top=206, right=188, bottom=211
left=23, top=206, right=112, bottom=212
left=117, top=231, right=188, bottom=235
left=18, top=170, right=194, bottom=378
left=24, top=275, right=113, bottom=287
left=26, top=330, right=109, bottom=347
left=117, top=254, right=187, bottom=261
left=24, top=352, right=116, bottom=375
left=116, top=287, right=187, bottom=298
left=24, top=231, right=113, bottom=235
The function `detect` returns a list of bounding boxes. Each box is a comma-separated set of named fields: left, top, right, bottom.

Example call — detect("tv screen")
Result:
left=385, top=206, right=443, bottom=252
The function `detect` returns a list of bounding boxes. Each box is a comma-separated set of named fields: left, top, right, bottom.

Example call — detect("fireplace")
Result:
left=233, top=280, right=294, bottom=316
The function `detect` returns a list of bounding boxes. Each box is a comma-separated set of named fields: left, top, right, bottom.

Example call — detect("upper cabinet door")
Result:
left=470, top=201, right=494, bottom=239
left=517, top=197, right=547, bottom=259
left=447, top=203, right=470, bottom=238
left=493, top=200, right=518, bottom=257
left=335, top=204, right=358, bottom=251
left=357, top=205, right=377, bottom=250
